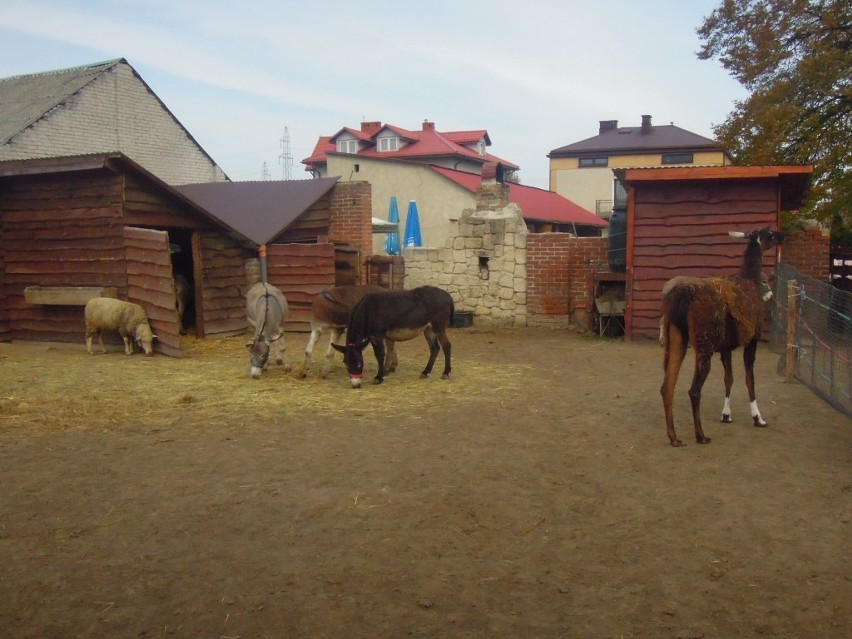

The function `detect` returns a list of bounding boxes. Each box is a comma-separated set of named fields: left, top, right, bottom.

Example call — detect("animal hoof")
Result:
left=696, top=436, right=712, bottom=444
left=670, top=439, right=685, bottom=448
left=753, top=418, right=769, bottom=428
left=419, top=373, right=428, bottom=379
left=721, top=415, right=732, bottom=423
left=441, top=373, right=450, bottom=380
left=372, top=377, right=384, bottom=385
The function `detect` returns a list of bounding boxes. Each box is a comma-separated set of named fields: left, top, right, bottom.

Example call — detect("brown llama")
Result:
left=660, top=227, right=784, bottom=447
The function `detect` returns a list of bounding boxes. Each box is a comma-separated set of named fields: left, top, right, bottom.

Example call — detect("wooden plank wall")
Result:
left=123, top=226, right=182, bottom=357
left=0, top=242, right=9, bottom=342
left=630, top=180, right=780, bottom=339
left=197, top=230, right=252, bottom=337
left=267, top=243, right=335, bottom=333
left=1, top=172, right=127, bottom=344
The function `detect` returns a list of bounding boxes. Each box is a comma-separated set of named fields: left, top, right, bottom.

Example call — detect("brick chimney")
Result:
left=641, top=114, right=652, bottom=134
left=422, top=120, right=435, bottom=131
left=361, top=121, right=382, bottom=135
left=599, top=120, right=618, bottom=134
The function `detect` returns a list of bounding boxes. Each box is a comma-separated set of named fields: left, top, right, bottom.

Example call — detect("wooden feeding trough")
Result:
left=24, top=286, right=117, bottom=306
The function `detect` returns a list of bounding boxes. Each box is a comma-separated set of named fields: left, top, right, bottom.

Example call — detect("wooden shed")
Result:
left=618, top=165, right=813, bottom=339
left=175, top=179, right=376, bottom=333
left=0, top=153, right=254, bottom=356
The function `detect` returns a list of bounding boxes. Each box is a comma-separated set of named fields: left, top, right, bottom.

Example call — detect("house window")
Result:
left=336, top=139, right=358, bottom=154
left=378, top=136, right=399, bottom=152
left=661, top=152, right=694, bottom=164
left=579, top=157, right=608, bottom=168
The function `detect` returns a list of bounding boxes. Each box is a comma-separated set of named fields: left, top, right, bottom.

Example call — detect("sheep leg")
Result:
left=688, top=351, right=713, bottom=444
left=743, top=340, right=767, bottom=427
left=121, top=332, right=133, bottom=355
left=661, top=327, right=688, bottom=446
left=720, top=350, right=734, bottom=422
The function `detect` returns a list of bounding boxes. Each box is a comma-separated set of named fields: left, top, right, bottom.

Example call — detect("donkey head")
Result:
left=332, top=338, right=370, bottom=388
left=246, top=334, right=279, bottom=379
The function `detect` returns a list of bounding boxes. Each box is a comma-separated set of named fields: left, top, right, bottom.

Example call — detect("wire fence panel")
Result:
left=770, top=263, right=851, bottom=417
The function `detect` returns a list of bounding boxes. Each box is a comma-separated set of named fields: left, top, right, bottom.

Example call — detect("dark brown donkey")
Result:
left=660, top=227, right=784, bottom=447
left=293, top=285, right=397, bottom=379
left=332, top=285, right=454, bottom=388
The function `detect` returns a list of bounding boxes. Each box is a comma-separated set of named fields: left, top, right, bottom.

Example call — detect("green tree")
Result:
left=697, top=0, right=852, bottom=244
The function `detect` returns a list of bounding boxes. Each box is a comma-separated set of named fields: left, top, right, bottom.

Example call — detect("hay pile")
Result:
left=0, top=331, right=526, bottom=433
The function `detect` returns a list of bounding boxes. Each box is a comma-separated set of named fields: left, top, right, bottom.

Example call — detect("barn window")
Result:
left=579, top=157, right=608, bottom=168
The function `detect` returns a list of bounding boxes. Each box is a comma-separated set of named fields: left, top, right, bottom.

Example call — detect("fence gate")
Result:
left=124, top=226, right=182, bottom=357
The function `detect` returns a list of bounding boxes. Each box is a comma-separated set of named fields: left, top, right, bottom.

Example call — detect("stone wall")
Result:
left=404, top=201, right=528, bottom=328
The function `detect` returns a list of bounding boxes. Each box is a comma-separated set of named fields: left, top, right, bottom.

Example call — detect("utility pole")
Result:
left=279, top=127, right=293, bottom=180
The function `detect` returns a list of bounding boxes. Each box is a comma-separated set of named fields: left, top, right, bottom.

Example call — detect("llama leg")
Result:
left=720, top=350, right=734, bottom=423
left=688, top=351, right=713, bottom=444
left=661, top=327, right=689, bottom=447
left=743, top=340, right=767, bottom=427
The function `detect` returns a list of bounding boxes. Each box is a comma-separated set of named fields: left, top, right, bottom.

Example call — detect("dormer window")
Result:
left=336, top=139, right=358, bottom=154
left=378, top=136, right=400, bottom=152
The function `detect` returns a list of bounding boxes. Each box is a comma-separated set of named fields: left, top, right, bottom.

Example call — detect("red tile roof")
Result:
left=302, top=121, right=516, bottom=173
left=429, top=165, right=606, bottom=227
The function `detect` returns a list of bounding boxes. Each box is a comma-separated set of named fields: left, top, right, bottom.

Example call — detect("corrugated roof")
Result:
left=429, top=165, right=606, bottom=227
left=549, top=124, right=721, bottom=157
left=0, top=58, right=123, bottom=145
left=175, top=178, right=340, bottom=245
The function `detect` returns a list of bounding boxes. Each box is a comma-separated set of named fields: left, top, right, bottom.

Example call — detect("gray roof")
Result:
left=175, top=178, right=340, bottom=246
left=0, top=58, right=123, bottom=145
left=549, top=124, right=721, bottom=157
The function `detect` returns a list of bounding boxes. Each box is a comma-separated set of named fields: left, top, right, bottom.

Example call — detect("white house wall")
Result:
left=0, top=62, right=227, bottom=185
left=327, top=154, right=475, bottom=253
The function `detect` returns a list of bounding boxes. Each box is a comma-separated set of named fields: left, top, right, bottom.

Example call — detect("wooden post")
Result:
left=786, top=279, right=798, bottom=382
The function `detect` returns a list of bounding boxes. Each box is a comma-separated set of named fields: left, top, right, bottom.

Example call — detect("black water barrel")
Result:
left=608, top=205, right=627, bottom=273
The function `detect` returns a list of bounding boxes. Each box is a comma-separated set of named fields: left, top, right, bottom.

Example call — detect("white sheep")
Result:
left=85, top=297, right=156, bottom=356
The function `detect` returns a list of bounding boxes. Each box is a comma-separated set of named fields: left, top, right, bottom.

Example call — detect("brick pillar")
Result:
left=329, top=182, right=373, bottom=283
left=782, top=225, right=831, bottom=281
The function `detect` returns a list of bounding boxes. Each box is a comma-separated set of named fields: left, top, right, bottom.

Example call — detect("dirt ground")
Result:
left=0, top=327, right=849, bottom=639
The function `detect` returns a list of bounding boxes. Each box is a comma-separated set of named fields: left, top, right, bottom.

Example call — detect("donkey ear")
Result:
left=331, top=343, right=346, bottom=353
left=728, top=231, right=747, bottom=239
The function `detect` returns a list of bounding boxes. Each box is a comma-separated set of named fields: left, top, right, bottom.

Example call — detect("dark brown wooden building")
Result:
left=0, top=153, right=253, bottom=356
left=617, top=165, right=813, bottom=339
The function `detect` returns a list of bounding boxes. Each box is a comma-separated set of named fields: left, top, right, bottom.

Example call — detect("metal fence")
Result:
left=770, top=263, right=851, bottom=417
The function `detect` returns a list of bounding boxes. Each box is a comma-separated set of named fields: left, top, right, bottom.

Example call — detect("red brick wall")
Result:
left=328, top=182, right=373, bottom=283
left=781, top=226, right=830, bottom=281
left=527, top=234, right=608, bottom=327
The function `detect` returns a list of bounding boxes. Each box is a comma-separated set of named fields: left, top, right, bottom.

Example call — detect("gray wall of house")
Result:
left=0, top=62, right=227, bottom=185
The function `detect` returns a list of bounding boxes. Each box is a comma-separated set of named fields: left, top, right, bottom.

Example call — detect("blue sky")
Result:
left=0, top=0, right=747, bottom=190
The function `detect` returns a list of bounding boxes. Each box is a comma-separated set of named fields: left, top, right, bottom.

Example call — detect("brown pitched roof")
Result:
left=549, top=121, right=722, bottom=157
left=175, top=178, right=340, bottom=245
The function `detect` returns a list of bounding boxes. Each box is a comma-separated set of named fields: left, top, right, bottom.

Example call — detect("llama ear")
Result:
left=728, top=231, right=747, bottom=239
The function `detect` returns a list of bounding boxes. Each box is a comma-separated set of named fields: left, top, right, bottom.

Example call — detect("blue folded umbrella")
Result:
left=403, top=199, right=422, bottom=248
left=385, top=196, right=400, bottom=255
